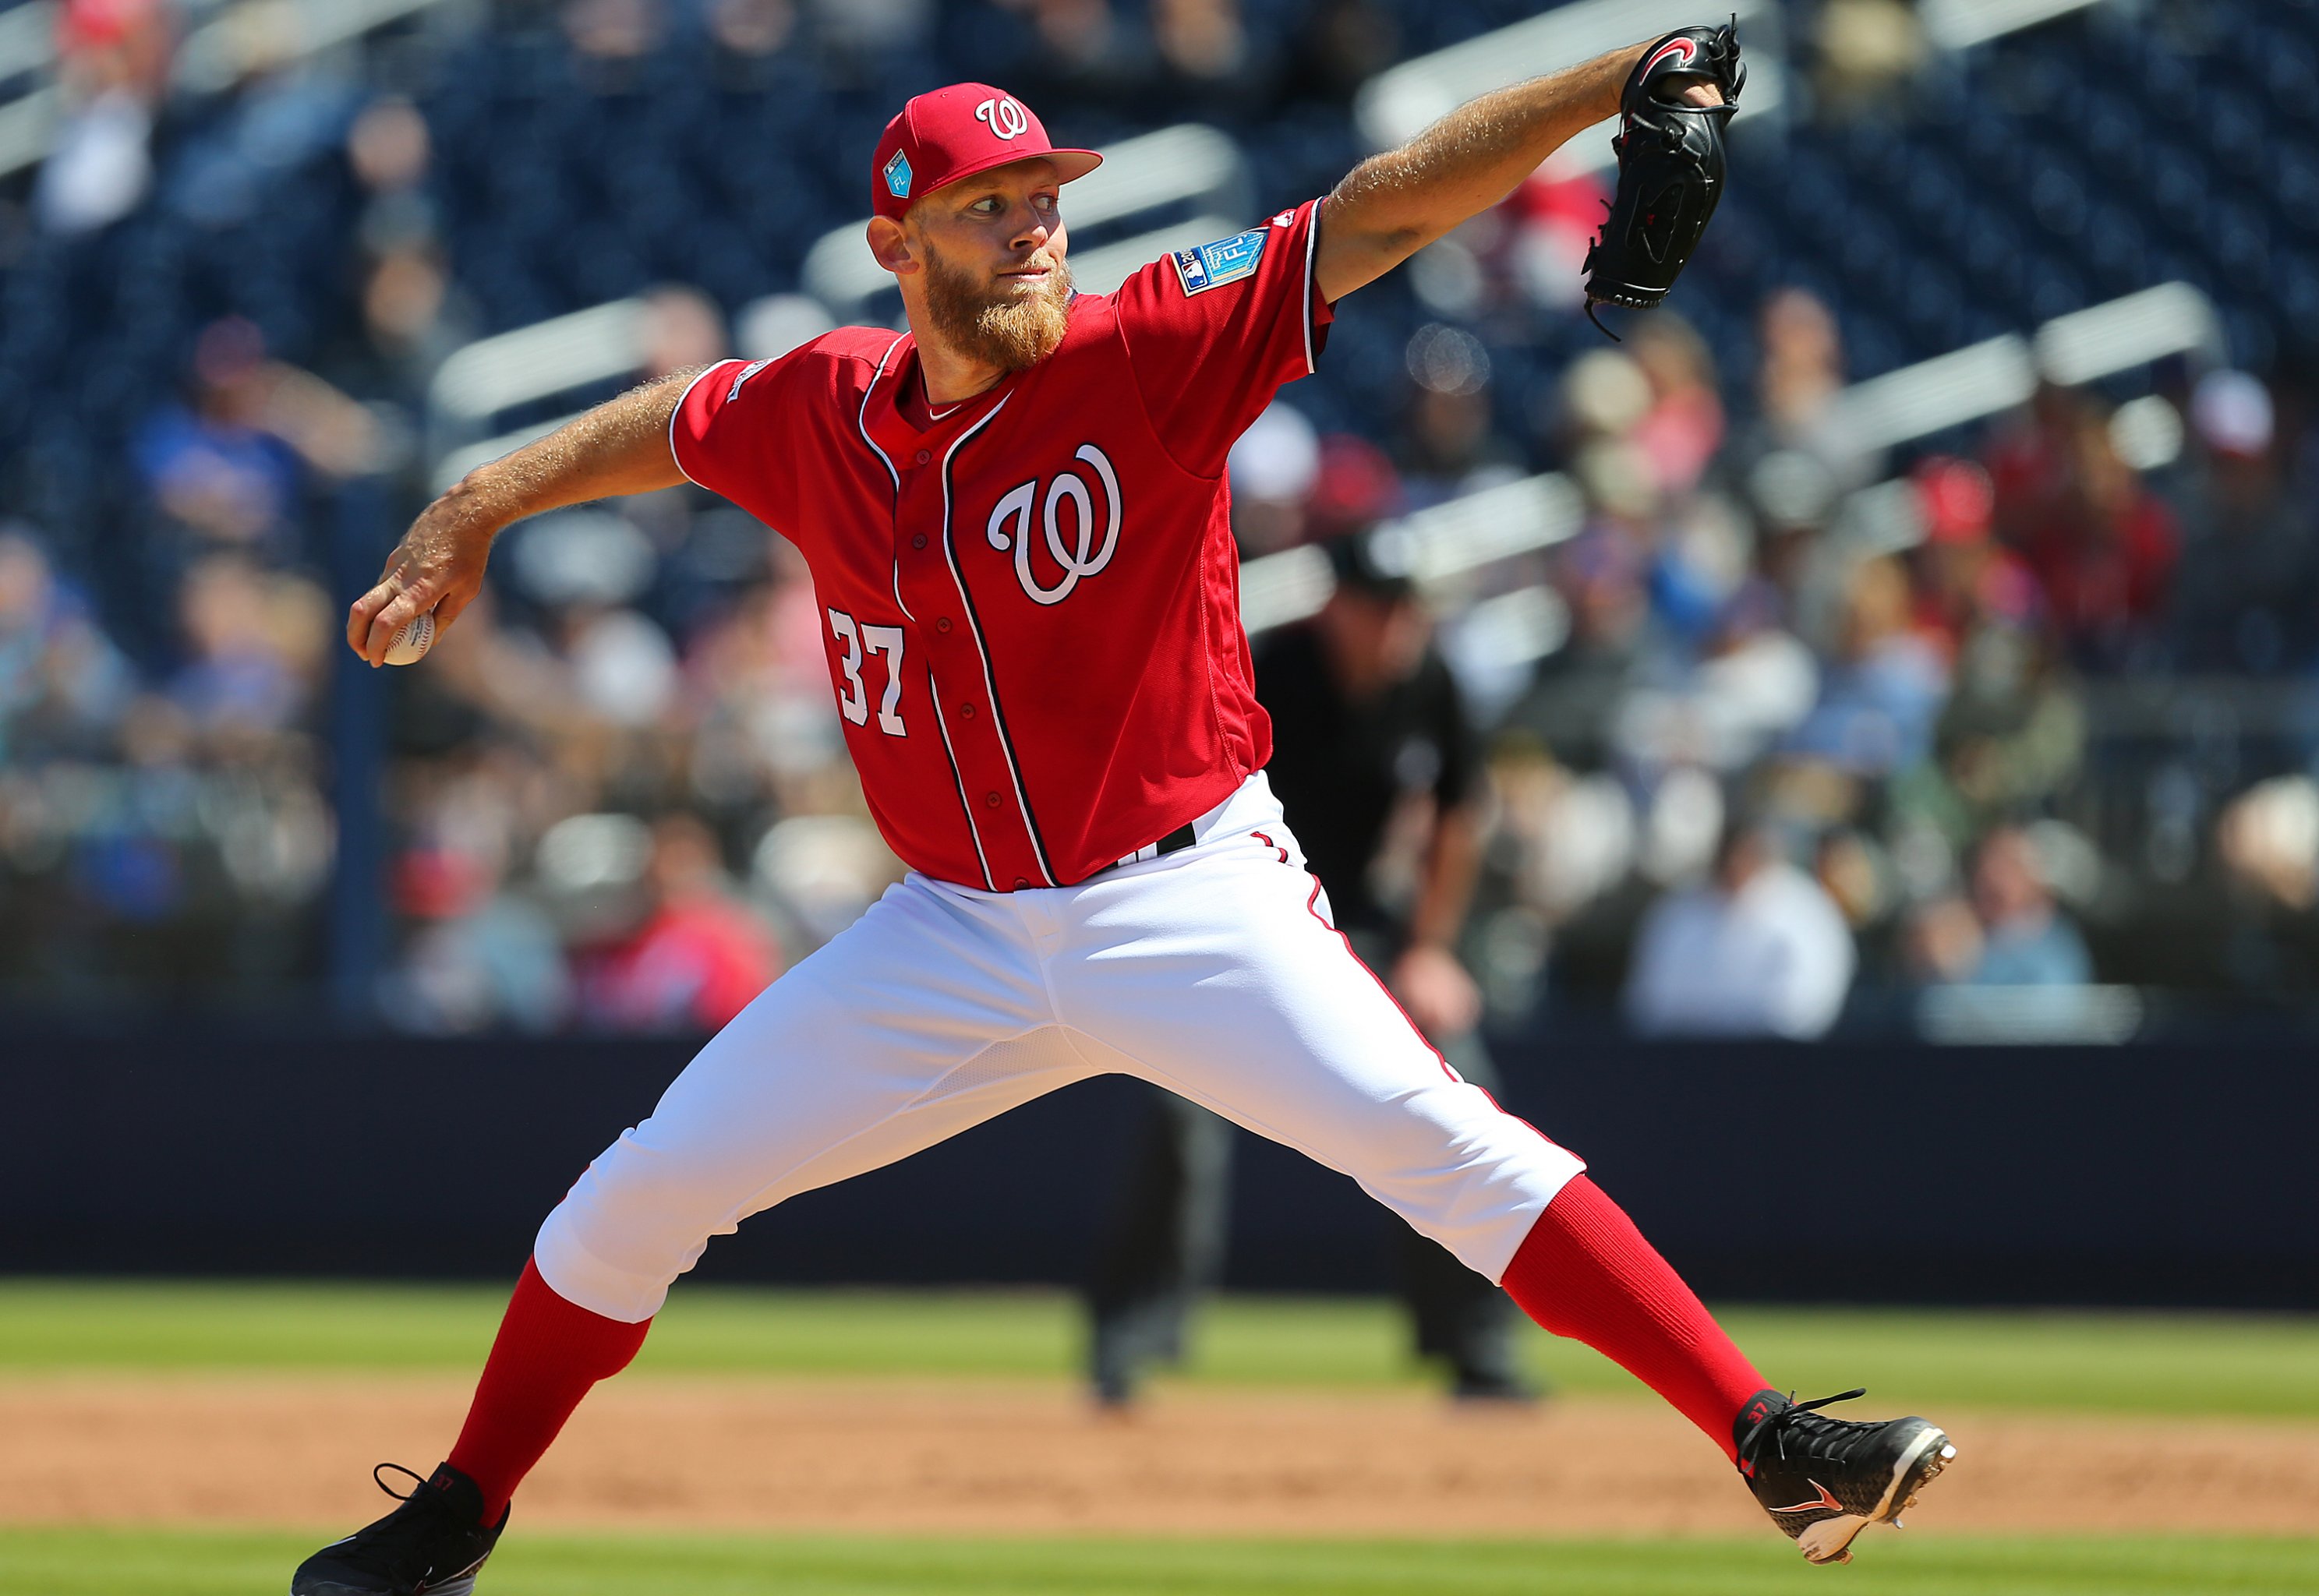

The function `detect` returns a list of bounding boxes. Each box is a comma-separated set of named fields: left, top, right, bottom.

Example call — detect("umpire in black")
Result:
left=1083, top=527, right=1535, bottom=1404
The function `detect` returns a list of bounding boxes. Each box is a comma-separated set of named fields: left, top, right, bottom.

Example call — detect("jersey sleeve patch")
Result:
left=1171, top=226, right=1269, bottom=297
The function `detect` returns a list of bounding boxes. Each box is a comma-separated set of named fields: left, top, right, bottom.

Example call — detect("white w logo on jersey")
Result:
left=985, top=443, right=1122, bottom=606
left=975, top=97, right=1030, bottom=140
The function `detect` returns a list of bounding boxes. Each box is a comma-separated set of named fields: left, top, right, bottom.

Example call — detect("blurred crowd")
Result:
left=1226, top=287, right=2319, bottom=1041
left=7, top=0, right=2319, bottom=1038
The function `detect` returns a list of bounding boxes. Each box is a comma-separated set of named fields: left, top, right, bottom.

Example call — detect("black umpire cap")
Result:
left=1324, top=524, right=1418, bottom=602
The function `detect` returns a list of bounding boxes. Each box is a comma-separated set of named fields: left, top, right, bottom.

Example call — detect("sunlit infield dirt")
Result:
left=4, top=1376, right=2316, bottom=1536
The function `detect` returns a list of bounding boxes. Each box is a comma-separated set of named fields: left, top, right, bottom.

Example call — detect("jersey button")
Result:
left=936, top=616, right=953, bottom=632
left=959, top=703, right=975, bottom=719
left=984, top=791, right=1001, bottom=807
left=914, top=450, right=931, bottom=465
left=1013, top=877, right=1030, bottom=890
left=911, top=534, right=927, bottom=549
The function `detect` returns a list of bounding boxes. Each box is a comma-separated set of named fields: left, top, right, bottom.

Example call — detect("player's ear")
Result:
left=867, top=216, right=918, bottom=278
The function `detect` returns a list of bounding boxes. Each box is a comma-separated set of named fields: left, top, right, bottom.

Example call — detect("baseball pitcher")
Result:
left=294, top=30, right=1951, bottom=1595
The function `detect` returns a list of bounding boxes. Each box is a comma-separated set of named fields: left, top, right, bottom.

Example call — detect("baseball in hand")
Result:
left=383, top=610, right=437, bottom=666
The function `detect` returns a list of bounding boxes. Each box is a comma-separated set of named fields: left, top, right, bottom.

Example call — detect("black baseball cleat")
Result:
left=290, top=1462, right=507, bottom=1596
left=1734, top=1388, right=1956, bottom=1566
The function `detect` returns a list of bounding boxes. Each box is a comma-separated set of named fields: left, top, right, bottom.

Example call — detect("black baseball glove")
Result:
left=1582, top=20, right=1745, bottom=337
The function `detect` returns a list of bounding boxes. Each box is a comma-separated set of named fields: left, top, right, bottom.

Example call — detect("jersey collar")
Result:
left=863, top=335, right=1017, bottom=460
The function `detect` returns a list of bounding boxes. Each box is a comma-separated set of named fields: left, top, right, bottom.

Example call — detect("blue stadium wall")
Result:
left=5, top=1033, right=2314, bottom=1308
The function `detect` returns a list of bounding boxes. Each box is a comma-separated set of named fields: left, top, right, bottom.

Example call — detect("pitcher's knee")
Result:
left=533, top=1134, right=744, bottom=1322
left=1368, top=1116, right=1586, bottom=1284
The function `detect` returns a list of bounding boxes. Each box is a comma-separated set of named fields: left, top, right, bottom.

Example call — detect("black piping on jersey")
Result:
left=857, top=337, right=907, bottom=494
left=855, top=334, right=993, bottom=885
left=937, top=394, right=1059, bottom=887
left=926, top=675, right=995, bottom=889
left=857, top=337, right=917, bottom=623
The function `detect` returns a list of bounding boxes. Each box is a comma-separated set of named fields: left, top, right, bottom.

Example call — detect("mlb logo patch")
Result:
left=883, top=150, right=912, bottom=200
left=1171, top=226, right=1269, bottom=296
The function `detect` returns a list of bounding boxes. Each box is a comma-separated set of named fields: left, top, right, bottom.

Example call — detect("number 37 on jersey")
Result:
left=827, top=609, right=906, bottom=736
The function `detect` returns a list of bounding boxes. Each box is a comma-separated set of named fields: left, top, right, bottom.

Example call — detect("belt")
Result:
left=1098, top=822, right=1198, bottom=875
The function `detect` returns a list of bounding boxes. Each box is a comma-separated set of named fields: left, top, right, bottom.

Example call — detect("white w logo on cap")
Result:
left=975, top=97, right=1030, bottom=140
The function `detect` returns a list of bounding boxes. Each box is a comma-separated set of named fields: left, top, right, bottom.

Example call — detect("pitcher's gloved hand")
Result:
left=1582, top=19, right=1745, bottom=337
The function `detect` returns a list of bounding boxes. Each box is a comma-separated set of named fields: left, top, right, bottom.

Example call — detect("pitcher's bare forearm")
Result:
left=450, top=366, right=704, bottom=530
left=1313, top=43, right=1647, bottom=303
left=347, top=366, right=707, bottom=664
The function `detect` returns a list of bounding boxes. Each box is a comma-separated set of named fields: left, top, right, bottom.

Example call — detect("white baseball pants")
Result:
left=534, top=773, right=1586, bottom=1322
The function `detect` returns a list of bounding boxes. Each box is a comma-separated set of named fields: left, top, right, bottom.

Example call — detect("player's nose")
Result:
left=1009, top=207, right=1052, bottom=249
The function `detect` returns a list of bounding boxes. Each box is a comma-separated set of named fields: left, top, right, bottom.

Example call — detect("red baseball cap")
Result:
left=1912, top=456, right=1995, bottom=545
left=871, top=83, right=1101, bottom=221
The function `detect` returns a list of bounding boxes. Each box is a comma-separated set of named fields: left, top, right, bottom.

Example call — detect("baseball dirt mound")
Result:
left=5, top=1374, right=2317, bottom=1536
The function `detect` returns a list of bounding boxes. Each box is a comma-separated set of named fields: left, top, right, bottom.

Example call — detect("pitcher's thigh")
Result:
left=536, top=881, right=1069, bottom=1320
left=1069, top=850, right=1583, bottom=1282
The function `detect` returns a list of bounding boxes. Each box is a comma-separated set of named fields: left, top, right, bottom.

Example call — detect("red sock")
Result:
left=1502, top=1174, right=1767, bottom=1460
left=445, top=1257, right=652, bottom=1519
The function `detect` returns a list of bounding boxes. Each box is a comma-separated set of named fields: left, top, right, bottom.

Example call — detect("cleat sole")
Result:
left=1794, top=1427, right=1957, bottom=1566
left=1875, top=1426, right=1954, bottom=1523
left=1797, top=1514, right=1866, bottom=1564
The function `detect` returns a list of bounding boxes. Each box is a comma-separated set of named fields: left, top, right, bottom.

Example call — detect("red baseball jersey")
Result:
left=671, top=198, right=1334, bottom=891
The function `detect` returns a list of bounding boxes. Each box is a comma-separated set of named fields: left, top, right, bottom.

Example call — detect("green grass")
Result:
left=5, top=1530, right=2317, bottom=1596
left=4, top=1279, right=2319, bottom=1420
